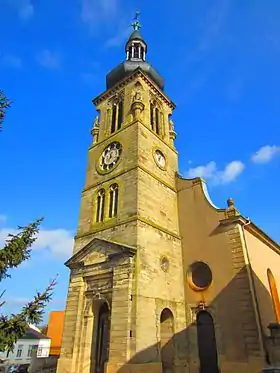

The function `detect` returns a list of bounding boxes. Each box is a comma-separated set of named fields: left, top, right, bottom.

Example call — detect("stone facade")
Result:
left=57, top=27, right=280, bottom=373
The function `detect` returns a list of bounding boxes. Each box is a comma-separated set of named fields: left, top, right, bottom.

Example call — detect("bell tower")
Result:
left=57, top=12, right=187, bottom=373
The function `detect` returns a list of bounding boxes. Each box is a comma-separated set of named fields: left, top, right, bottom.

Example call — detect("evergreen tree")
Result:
left=0, top=90, right=11, bottom=129
left=0, top=90, right=56, bottom=351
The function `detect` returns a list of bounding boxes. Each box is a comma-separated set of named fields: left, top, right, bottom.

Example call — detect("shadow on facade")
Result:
left=111, top=266, right=275, bottom=373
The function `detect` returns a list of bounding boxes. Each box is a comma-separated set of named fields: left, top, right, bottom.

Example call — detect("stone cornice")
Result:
left=75, top=214, right=181, bottom=241
left=88, top=119, right=178, bottom=155
left=92, top=68, right=176, bottom=109
left=82, top=164, right=176, bottom=194
left=65, top=237, right=136, bottom=268
left=220, top=215, right=280, bottom=255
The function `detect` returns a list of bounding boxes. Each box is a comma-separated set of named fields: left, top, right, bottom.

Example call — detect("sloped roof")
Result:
left=21, top=327, right=50, bottom=340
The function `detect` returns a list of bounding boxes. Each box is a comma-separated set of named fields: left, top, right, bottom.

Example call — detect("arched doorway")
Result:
left=196, top=310, right=219, bottom=373
left=94, top=302, right=110, bottom=373
left=160, top=308, right=175, bottom=373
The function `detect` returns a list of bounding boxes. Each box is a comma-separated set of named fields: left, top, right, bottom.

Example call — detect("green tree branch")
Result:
left=0, top=90, right=12, bottom=129
left=0, top=88, right=57, bottom=351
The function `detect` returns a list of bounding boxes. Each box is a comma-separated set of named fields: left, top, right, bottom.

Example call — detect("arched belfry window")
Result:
left=133, top=43, right=143, bottom=59
left=96, top=189, right=105, bottom=222
left=126, top=42, right=146, bottom=61
left=111, top=100, right=123, bottom=134
left=109, top=184, right=119, bottom=218
left=155, top=107, right=160, bottom=135
left=267, top=268, right=280, bottom=323
left=150, top=102, right=161, bottom=136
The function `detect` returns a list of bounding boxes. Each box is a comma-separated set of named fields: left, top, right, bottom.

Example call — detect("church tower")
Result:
left=56, top=11, right=280, bottom=373
left=57, top=13, right=187, bottom=373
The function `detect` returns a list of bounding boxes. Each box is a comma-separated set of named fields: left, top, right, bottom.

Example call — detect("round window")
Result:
left=187, top=261, right=212, bottom=291
left=160, top=256, right=169, bottom=272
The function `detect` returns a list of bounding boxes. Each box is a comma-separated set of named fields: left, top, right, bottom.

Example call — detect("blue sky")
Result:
left=0, top=0, right=280, bottom=324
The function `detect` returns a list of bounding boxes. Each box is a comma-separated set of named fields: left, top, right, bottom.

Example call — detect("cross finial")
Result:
left=132, top=10, right=141, bottom=31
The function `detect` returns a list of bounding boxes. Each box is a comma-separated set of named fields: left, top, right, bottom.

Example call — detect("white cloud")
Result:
left=186, top=160, right=245, bottom=185
left=105, top=26, right=130, bottom=48
left=0, top=225, right=74, bottom=259
left=220, top=161, right=245, bottom=183
left=251, top=145, right=280, bottom=164
left=0, top=54, right=22, bottom=69
left=33, top=229, right=74, bottom=258
left=187, top=161, right=217, bottom=180
left=3, top=0, right=34, bottom=20
left=37, top=49, right=61, bottom=69
left=81, top=0, right=119, bottom=32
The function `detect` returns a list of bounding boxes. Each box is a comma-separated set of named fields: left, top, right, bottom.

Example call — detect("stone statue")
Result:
left=169, top=118, right=174, bottom=132
left=133, top=91, right=142, bottom=102
left=94, top=115, right=99, bottom=128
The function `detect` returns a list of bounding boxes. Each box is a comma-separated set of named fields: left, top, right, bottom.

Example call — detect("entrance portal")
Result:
left=196, top=310, right=219, bottom=373
left=94, top=302, right=110, bottom=373
left=160, top=308, right=175, bottom=373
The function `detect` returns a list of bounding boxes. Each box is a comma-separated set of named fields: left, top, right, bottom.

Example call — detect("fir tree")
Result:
left=0, top=90, right=56, bottom=351
left=0, top=90, right=11, bottom=129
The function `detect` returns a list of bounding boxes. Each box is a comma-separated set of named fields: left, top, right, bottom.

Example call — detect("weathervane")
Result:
left=131, top=10, right=141, bottom=31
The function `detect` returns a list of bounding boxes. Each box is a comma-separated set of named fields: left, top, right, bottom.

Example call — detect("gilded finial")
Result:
left=132, top=10, right=141, bottom=31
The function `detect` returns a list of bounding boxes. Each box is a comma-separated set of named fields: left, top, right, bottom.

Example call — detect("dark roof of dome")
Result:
left=106, top=60, right=164, bottom=90
left=128, top=29, right=143, bottom=41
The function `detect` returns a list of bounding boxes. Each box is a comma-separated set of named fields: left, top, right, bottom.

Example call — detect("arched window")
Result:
left=150, top=102, right=161, bottom=136
left=155, top=107, right=160, bottom=135
left=96, top=189, right=105, bottom=222
left=111, top=101, right=123, bottom=134
left=109, top=184, right=118, bottom=218
left=150, top=102, right=154, bottom=131
left=111, top=104, right=117, bottom=133
left=133, top=43, right=143, bottom=59
left=267, top=268, right=280, bottom=323
left=117, top=101, right=123, bottom=130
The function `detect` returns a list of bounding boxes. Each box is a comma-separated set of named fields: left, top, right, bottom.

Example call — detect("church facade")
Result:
left=57, top=18, right=280, bottom=373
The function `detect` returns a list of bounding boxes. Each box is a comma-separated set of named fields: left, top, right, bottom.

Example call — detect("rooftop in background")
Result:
left=46, top=311, right=65, bottom=356
left=21, top=326, right=49, bottom=340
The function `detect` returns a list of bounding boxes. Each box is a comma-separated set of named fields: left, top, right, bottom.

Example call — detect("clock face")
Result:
left=100, top=142, right=122, bottom=171
left=155, top=149, right=166, bottom=169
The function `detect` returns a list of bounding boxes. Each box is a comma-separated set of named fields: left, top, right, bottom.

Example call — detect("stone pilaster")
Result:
left=77, top=295, right=95, bottom=373
left=263, top=323, right=280, bottom=372
left=106, top=258, right=134, bottom=369
left=57, top=275, right=85, bottom=373
left=225, top=221, right=263, bottom=359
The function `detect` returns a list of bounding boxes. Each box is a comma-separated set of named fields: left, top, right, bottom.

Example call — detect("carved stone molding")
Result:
left=108, top=90, right=124, bottom=104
